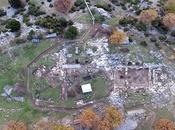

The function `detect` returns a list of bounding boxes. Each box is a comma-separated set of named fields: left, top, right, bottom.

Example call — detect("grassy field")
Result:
left=82, top=76, right=108, bottom=100
left=0, top=40, right=55, bottom=125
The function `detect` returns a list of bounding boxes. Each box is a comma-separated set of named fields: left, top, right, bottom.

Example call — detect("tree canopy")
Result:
left=3, top=121, right=27, bottom=130
left=139, top=9, right=158, bottom=23
left=109, top=31, right=127, bottom=44
left=79, top=108, right=99, bottom=129
left=154, top=119, right=175, bottom=130
left=54, top=0, right=73, bottom=14
left=105, top=106, right=123, bottom=128
left=163, top=13, right=175, bottom=28
left=6, top=19, right=21, bottom=32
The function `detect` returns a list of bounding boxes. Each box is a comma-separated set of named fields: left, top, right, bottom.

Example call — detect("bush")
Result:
left=0, top=9, right=6, bottom=17
left=15, top=38, right=26, bottom=44
left=170, top=30, right=175, bottom=37
left=23, top=14, right=30, bottom=23
left=64, top=26, right=78, bottom=39
left=152, top=18, right=169, bottom=34
left=35, top=16, right=68, bottom=29
left=119, top=17, right=138, bottom=27
left=27, top=30, right=35, bottom=40
left=159, top=35, right=167, bottom=41
left=28, top=3, right=45, bottom=16
left=150, top=37, right=157, bottom=42
left=6, top=19, right=21, bottom=32
left=135, top=22, right=147, bottom=32
left=140, top=41, right=147, bottom=46
left=95, top=3, right=112, bottom=12
left=94, top=14, right=105, bottom=23
left=155, top=42, right=161, bottom=49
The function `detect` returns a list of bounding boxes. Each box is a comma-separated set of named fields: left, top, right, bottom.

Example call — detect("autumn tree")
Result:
left=54, top=0, right=74, bottom=14
left=105, top=106, right=123, bottom=129
left=97, top=117, right=112, bottom=130
left=139, top=9, right=158, bottom=23
left=154, top=119, right=175, bottom=130
left=54, top=124, right=74, bottom=130
left=163, top=13, right=175, bottom=28
left=109, top=31, right=127, bottom=44
left=165, top=0, right=175, bottom=13
left=3, top=121, right=27, bottom=130
left=79, top=108, right=99, bottom=129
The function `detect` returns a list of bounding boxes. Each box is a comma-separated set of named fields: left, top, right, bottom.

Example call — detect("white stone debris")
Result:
left=94, top=7, right=111, bottom=18
left=73, top=22, right=88, bottom=33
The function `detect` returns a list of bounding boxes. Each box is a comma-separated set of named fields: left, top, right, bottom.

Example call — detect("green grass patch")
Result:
left=0, top=40, right=55, bottom=125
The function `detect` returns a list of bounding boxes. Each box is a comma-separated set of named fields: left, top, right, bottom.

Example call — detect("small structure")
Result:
left=32, top=36, right=40, bottom=44
left=75, top=47, right=79, bottom=54
left=62, top=64, right=81, bottom=69
left=81, top=84, right=92, bottom=93
left=45, top=33, right=57, bottom=39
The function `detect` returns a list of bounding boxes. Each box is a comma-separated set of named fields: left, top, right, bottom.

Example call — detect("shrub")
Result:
left=95, top=3, right=112, bottom=12
left=150, top=37, right=157, bottom=42
left=64, top=26, right=78, bottom=39
left=140, top=41, right=147, bottom=46
left=27, top=30, right=35, bottom=40
left=23, top=14, right=30, bottom=23
left=170, top=30, right=175, bottom=37
left=35, top=16, right=69, bottom=34
left=155, top=42, right=161, bottom=49
left=74, top=0, right=86, bottom=8
left=135, top=22, right=147, bottom=32
left=119, top=17, right=138, bottom=27
left=28, top=3, right=45, bottom=16
left=0, top=9, right=6, bottom=17
left=15, top=38, right=26, bottom=44
left=152, top=18, right=169, bottom=34
left=159, top=35, right=167, bottom=41
left=94, top=14, right=105, bottom=23
left=6, top=19, right=21, bottom=32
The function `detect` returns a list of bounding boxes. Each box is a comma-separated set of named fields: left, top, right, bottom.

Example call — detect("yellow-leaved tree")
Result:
left=3, top=121, right=27, bottom=130
left=97, top=117, right=112, bottom=130
left=165, top=0, right=175, bottom=13
left=79, top=108, right=99, bottom=129
left=105, top=106, right=123, bottom=129
left=109, top=31, right=127, bottom=44
left=139, top=9, right=158, bottom=23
